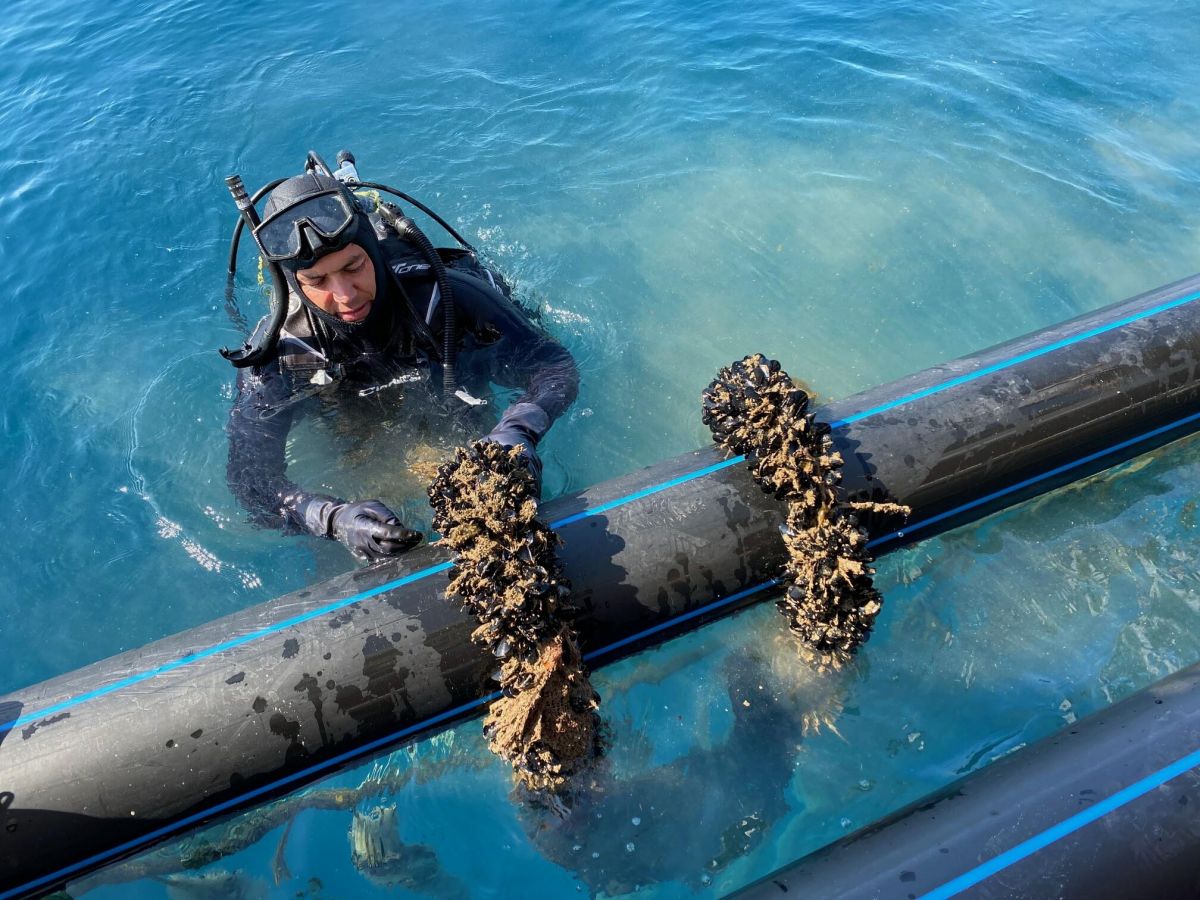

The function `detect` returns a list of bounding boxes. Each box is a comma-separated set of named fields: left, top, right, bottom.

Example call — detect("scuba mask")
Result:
left=253, top=188, right=358, bottom=264
left=256, top=172, right=386, bottom=333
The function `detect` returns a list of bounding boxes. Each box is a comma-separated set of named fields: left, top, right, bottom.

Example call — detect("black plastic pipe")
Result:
left=730, top=660, right=1200, bottom=900
left=3, top=274, right=1200, bottom=897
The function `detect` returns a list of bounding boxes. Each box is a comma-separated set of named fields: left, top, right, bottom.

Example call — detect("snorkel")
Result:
left=219, top=173, right=289, bottom=368
left=220, top=149, right=474, bottom=400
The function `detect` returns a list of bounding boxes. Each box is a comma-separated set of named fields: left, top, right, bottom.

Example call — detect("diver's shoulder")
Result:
left=378, top=236, right=509, bottom=290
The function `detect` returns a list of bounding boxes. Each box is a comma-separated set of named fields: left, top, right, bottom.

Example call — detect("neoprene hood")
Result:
left=262, top=173, right=390, bottom=333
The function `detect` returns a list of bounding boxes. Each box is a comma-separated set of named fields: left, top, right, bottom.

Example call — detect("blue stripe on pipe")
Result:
left=552, top=455, right=746, bottom=527
left=830, top=289, right=1200, bottom=427
left=865, top=408, right=1200, bottom=551
left=3, top=288, right=1198, bottom=729
left=920, top=744, right=1200, bottom=900
left=1, top=561, right=454, bottom=730
left=0, top=460, right=752, bottom=732
left=581, top=579, right=779, bottom=662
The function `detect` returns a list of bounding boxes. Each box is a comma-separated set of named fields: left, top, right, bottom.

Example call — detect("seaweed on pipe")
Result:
left=702, top=354, right=907, bottom=671
left=428, top=440, right=601, bottom=792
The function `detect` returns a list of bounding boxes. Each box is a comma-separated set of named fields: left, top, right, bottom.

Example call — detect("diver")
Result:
left=223, top=152, right=578, bottom=561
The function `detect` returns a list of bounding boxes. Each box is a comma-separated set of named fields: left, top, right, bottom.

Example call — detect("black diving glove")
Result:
left=482, top=401, right=551, bottom=492
left=298, top=497, right=422, bottom=561
left=332, top=500, right=423, bottom=560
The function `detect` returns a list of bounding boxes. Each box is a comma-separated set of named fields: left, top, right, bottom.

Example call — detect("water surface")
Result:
left=3, top=0, right=1200, bottom=896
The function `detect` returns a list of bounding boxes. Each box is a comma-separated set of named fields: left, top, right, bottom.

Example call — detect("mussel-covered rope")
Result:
left=428, top=441, right=601, bottom=792
left=703, top=354, right=908, bottom=671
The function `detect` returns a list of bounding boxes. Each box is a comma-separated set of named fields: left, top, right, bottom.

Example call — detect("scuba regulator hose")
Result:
left=356, top=180, right=476, bottom=252
left=376, top=201, right=458, bottom=400
left=219, top=175, right=290, bottom=369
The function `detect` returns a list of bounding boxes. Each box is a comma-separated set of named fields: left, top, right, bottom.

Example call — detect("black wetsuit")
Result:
left=226, top=232, right=578, bottom=536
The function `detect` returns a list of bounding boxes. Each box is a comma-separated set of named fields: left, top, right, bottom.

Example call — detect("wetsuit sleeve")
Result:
left=225, top=361, right=345, bottom=536
left=451, top=271, right=580, bottom=439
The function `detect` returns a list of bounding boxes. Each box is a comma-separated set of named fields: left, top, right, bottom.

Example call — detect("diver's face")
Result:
left=295, top=243, right=376, bottom=323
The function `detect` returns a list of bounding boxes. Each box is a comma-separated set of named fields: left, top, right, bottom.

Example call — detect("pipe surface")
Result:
left=3, top=274, right=1200, bottom=897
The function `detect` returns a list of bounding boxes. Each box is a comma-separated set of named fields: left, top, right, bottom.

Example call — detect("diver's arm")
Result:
left=226, top=362, right=338, bottom=534
left=453, top=273, right=580, bottom=433
left=488, top=307, right=579, bottom=466
left=226, top=363, right=422, bottom=558
left=499, top=310, right=580, bottom=427
left=450, top=273, right=580, bottom=487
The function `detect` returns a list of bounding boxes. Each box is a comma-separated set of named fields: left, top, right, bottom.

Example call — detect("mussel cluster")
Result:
left=428, top=440, right=600, bottom=792
left=702, top=354, right=907, bottom=671
left=483, top=627, right=600, bottom=792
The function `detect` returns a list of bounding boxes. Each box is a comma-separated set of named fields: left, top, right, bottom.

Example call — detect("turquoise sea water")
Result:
left=4, top=0, right=1200, bottom=896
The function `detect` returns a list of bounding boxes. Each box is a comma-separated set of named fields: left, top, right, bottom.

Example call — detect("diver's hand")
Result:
left=330, top=500, right=422, bottom=561
left=482, top=428, right=543, bottom=485
left=482, top=402, right=549, bottom=492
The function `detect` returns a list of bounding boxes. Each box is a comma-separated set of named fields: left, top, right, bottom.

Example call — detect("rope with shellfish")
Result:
left=703, top=354, right=908, bottom=671
left=428, top=440, right=601, bottom=793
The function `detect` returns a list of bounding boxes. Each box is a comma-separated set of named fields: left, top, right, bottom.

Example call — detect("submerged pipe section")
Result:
left=3, top=274, right=1200, bottom=897
left=731, top=660, right=1200, bottom=900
